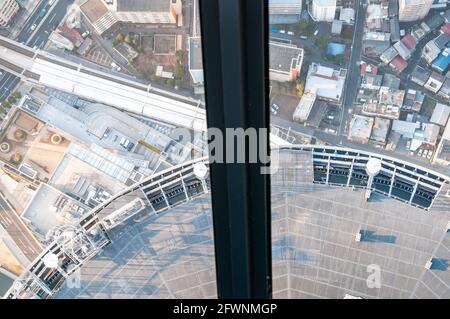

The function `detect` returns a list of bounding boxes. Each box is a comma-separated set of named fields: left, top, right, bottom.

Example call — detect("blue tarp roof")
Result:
left=327, top=42, right=345, bottom=56
left=432, top=52, right=450, bottom=72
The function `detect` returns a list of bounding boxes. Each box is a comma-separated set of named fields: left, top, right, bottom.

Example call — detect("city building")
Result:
left=370, top=117, right=391, bottom=146
left=347, top=115, right=374, bottom=143
left=102, top=0, right=182, bottom=24
left=361, top=73, right=383, bottom=91
left=424, top=71, right=445, bottom=93
left=269, top=0, right=303, bottom=24
left=432, top=48, right=450, bottom=73
left=434, top=118, right=450, bottom=164
left=438, top=77, right=450, bottom=100
left=394, top=41, right=413, bottom=60
left=339, top=7, right=354, bottom=23
left=81, top=0, right=182, bottom=34
left=389, top=56, right=408, bottom=73
left=382, top=74, right=401, bottom=89
left=269, top=42, right=304, bottom=82
left=392, top=120, right=421, bottom=139
left=403, top=89, right=425, bottom=112
left=304, top=63, right=347, bottom=103
left=363, top=32, right=391, bottom=58
left=0, top=0, right=19, bottom=27
left=399, top=0, right=433, bottom=22
left=310, top=0, right=336, bottom=22
left=188, top=37, right=204, bottom=93
left=293, top=92, right=316, bottom=122
left=430, top=103, right=450, bottom=126
left=411, top=65, right=431, bottom=86
left=380, top=46, right=399, bottom=65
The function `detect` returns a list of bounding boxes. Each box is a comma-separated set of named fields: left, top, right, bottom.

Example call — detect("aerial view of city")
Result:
left=0, top=0, right=448, bottom=301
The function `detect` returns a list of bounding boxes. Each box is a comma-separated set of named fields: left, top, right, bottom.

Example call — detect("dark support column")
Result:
left=199, top=0, right=272, bottom=298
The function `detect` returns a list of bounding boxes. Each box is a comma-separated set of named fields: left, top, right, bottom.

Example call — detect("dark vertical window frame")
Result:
left=199, top=0, right=272, bottom=298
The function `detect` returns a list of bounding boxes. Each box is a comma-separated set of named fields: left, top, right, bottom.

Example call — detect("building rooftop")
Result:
left=379, top=86, right=405, bottom=107
left=430, top=103, right=450, bottom=126
left=382, top=73, right=400, bottom=89
left=390, top=56, right=408, bottom=72
left=80, top=0, right=109, bottom=23
left=370, top=117, right=391, bottom=144
left=348, top=115, right=374, bottom=142
left=117, top=0, right=170, bottom=12
left=269, top=41, right=303, bottom=74
left=305, top=63, right=346, bottom=102
left=411, top=65, right=431, bottom=84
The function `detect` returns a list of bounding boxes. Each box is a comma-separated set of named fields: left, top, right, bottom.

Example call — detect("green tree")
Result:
left=11, top=91, right=21, bottom=99
left=316, top=36, right=329, bottom=51
left=297, top=19, right=314, bottom=36
left=174, top=65, right=184, bottom=80
left=1, top=101, right=10, bottom=109
left=7, top=96, right=16, bottom=104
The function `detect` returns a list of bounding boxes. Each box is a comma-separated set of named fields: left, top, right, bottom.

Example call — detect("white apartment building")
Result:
left=399, top=0, right=433, bottom=22
left=311, top=0, right=336, bottom=22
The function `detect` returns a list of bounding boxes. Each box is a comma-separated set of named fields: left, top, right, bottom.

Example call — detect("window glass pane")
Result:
left=0, top=0, right=215, bottom=299
left=269, top=0, right=450, bottom=299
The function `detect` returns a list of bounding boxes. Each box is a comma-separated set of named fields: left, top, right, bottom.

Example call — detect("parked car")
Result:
left=287, top=31, right=294, bottom=35
left=30, top=24, right=37, bottom=31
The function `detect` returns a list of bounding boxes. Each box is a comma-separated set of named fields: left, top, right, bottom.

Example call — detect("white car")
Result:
left=272, top=103, right=279, bottom=111
left=30, top=24, right=37, bottom=31
left=48, top=0, right=55, bottom=5
left=287, top=31, right=294, bottom=35
left=422, top=150, right=428, bottom=158
left=279, top=30, right=286, bottom=34
left=417, top=149, right=423, bottom=156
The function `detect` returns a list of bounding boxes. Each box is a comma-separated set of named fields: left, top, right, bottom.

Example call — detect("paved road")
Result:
left=0, top=195, right=42, bottom=262
left=0, top=0, right=73, bottom=101
left=339, top=0, right=365, bottom=136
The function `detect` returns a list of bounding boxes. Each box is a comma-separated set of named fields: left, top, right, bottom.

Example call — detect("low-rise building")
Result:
left=188, top=37, right=204, bottom=88
left=370, top=117, right=391, bottom=146
left=304, top=63, right=347, bottom=103
left=339, top=7, right=354, bottom=23
left=362, top=102, right=400, bottom=120
left=382, top=73, right=401, bottom=89
left=438, top=77, right=450, bottom=100
left=390, top=18, right=400, bottom=43
left=391, top=120, right=421, bottom=139
left=347, top=115, right=374, bottom=143
left=424, top=72, right=445, bottom=93
left=389, top=56, right=408, bottom=73
left=433, top=118, right=450, bottom=165
left=411, top=65, right=431, bottom=86
left=380, top=46, right=398, bottom=64
left=293, top=92, right=316, bottom=122
left=269, top=42, right=304, bottom=82
left=361, top=73, right=383, bottom=91
left=432, top=48, right=450, bottom=73
left=430, top=103, right=450, bottom=126
left=393, top=41, right=413, bottom=60
left=363, top=32, right=391, bottom=57
left=403, top=89, right=425, bottom=112
left=379, top=86, right=405, bottom=108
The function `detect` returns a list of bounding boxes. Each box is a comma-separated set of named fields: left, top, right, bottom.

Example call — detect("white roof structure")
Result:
left=305, top=63, right=346, bottom=102
left=293, top=92, right=316, bottom=122
left=430, top=103, right=450, bottom=126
